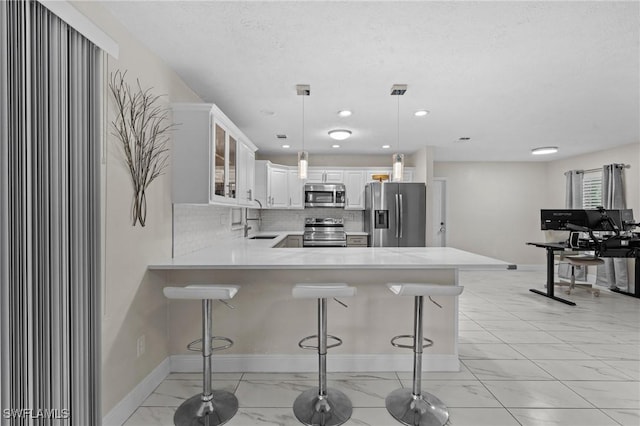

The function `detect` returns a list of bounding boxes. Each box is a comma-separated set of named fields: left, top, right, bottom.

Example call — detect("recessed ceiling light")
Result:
left=281, top=144, right=290, bottom=149
left=328, top=129, right=352, bottom=140
left=532, top=146, right=558, bottom=155
left=332, top=144, right=340, bottom=148
left=414, top=110, right=429, bottom=117
left=337, top=110, right=352, bottom=117
left=382, top=144, right=391, bottom=149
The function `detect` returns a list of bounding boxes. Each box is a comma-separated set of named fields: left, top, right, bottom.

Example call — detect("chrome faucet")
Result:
left=243, top=222, right=252, bottom=238
left=244, top=206, right=262, bottom=238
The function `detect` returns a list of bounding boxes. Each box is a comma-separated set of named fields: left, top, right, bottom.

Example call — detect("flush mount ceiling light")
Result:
left=328, top=129, right=352, bottom=140
left=414, top=110, right=429, bottom=117
left=331, top=144, right=340, bottom=148
left=281, top=144, right=290, bottom=149
left=382, top=144, right=391, bottom=149
left=531, top=146, right=558, bottom=155
left=337, top=110, right=352, bottom=117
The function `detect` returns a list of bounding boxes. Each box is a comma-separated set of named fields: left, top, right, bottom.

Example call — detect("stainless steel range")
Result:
left=303, top=218, right=347, bottom=247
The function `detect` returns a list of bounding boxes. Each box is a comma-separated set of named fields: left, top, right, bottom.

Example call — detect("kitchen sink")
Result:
left=249, top=235, right=278, bottom=240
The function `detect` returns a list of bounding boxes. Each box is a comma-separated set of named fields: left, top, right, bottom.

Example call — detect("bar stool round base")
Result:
left=293, top=387, right=353, bottom=426
left=385, top=388, right=449, bottom=426
left=174, top=391, right=239, bottom=426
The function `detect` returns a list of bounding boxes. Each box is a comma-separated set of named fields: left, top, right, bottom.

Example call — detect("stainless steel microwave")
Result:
left=304, top=183, right=346, bottom=208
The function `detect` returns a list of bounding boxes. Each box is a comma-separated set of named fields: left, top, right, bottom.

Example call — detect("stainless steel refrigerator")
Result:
left=364, top=182, right=426, bottom=247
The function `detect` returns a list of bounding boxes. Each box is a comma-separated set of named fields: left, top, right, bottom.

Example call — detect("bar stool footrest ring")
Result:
left=187, top=336, right=234, bottom=353
left=390, top=334, right=434, bottom=349
left=298, top=334, right=343, bottom=351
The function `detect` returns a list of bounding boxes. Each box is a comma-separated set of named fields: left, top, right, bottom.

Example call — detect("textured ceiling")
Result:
left=101, top=1, right=639, bottom=161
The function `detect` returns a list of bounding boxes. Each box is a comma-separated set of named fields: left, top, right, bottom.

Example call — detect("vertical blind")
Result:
left=582, top=171, right=603, bottom=209
left=1, top=1, right=101, bottom=425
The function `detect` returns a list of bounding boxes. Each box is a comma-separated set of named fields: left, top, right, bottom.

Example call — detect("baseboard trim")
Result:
left=102, top=353, right=460, bottom=425
left=170, top=353, right=460, bottom=373
left=102, top=357, right=170, bottom=426
left=514, top=264, right=546, bottom=271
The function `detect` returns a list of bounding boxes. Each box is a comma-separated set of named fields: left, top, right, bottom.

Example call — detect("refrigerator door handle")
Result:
left=395, top=193, right=400, bottom=238
left=399, top=193, right=403, bottom=238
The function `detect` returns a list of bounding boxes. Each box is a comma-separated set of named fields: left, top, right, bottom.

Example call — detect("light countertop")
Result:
left=151, top=232, right=510, bottom=270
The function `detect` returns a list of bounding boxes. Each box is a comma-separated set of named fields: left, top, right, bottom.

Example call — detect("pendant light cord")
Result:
left=396, top=94, right=400, bottom=152
left=302, top=94, right=305, bottom=152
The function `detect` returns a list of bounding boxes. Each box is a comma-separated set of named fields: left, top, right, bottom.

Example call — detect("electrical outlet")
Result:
left=136, top=335, right=146, bottom=358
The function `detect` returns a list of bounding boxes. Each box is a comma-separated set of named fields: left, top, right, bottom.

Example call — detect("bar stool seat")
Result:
left=564, top=256, right=603, bottom=296
left=292, top=283, right=356, bottom=426
left=385, top=283, right=464, bottom=426
left=163, top=284, right=240, bottom=426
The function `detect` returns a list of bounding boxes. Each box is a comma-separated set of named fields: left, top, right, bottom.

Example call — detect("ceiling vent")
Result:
left=276, top=134, right=287, bottom=139
left=390, top=84, right=407, bottom=95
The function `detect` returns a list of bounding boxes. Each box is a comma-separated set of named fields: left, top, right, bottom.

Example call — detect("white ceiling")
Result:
left=101, top=1, right=639, bottom=161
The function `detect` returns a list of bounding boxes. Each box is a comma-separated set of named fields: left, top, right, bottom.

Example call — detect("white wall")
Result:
left=70, top=1, right=202, bottom=415
left=433, top=162, right=548, bottom=265
left=545, top=143, right=639, bottom=213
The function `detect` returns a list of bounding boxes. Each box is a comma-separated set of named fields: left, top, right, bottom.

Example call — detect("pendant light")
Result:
left=391, top=84, right=407, bottom=182
left=296, top=84, right=310, bottom=179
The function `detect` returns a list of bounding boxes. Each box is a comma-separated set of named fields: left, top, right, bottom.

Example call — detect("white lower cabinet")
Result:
left=346, top=235, right=368, bottom=247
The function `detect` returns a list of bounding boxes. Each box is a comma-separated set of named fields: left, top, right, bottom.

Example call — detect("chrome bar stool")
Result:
left=385, top=283, right=464, bottom=426
left=163, top=285, right=240, bottom=426
left=292, top=283, right=357, bottom=426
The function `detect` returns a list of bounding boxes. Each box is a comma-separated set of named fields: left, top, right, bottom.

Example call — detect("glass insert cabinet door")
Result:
left=212, top=121, right=238, bottom=200
left=228, top=135, right=237, bottom=198
left=214, top=123, right=226, bottom=197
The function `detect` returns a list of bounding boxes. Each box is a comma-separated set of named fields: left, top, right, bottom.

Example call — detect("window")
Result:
left=582, top=170, right=603, bottom=209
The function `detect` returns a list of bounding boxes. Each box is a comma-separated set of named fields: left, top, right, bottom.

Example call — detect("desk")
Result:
left=527, top=242, right=640, bottom=306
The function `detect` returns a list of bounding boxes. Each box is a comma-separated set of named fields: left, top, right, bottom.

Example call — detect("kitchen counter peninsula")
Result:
left=149, top=237, right=509, bottom=373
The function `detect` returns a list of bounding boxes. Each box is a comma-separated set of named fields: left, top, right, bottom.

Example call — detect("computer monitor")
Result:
left=540, top=209, right=634, bottom=232
left=541, top=209, right=589, bottom=230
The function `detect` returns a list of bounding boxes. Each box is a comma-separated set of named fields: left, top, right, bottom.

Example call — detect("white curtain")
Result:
left=596, top=164, right=629, bottom=290
left=1, top=1, right=101, bottom=425
left=560, top=171, right=586, bottom=279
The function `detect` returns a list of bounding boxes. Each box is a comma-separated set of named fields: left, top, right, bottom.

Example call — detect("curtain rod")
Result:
left=579, top=163, right=631, bottom=174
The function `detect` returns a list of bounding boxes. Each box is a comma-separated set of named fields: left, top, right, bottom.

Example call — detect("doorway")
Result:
left=432, top=179, right=447, bottom=247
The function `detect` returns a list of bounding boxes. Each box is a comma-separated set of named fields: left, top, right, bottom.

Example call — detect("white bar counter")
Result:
left=149, top=234, right=509, bottom=373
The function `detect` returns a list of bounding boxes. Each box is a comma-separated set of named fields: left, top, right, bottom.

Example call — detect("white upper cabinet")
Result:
left=288, top=169, right=304, bottom=209
left=307, top=168, right=344, bottom=183
left=172, top=103, right=257, bottom=206
left=254, top=161, right=289, bottom=209
left=236, top=142, right=255, bottom=204
left=343, top=170, right=365, bottom=210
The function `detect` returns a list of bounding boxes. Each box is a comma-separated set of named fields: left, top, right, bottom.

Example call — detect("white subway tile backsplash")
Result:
left=173, top=205, right=364, bottom=257
left=259, top=208, right=364, bottom=232
left=173, top=204, right=242, bottom=257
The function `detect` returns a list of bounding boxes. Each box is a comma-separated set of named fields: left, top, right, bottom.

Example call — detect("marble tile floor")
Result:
left=124, top=270, right=640, bottom=426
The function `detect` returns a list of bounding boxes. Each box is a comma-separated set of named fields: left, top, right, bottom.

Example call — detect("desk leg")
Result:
left=611, top=254, right=640, bottom=299
left=529, top=247, right=576, bottom=306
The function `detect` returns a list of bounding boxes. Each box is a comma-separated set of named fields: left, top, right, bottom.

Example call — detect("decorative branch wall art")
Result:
left=109, top=70, right=175, bottom=226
